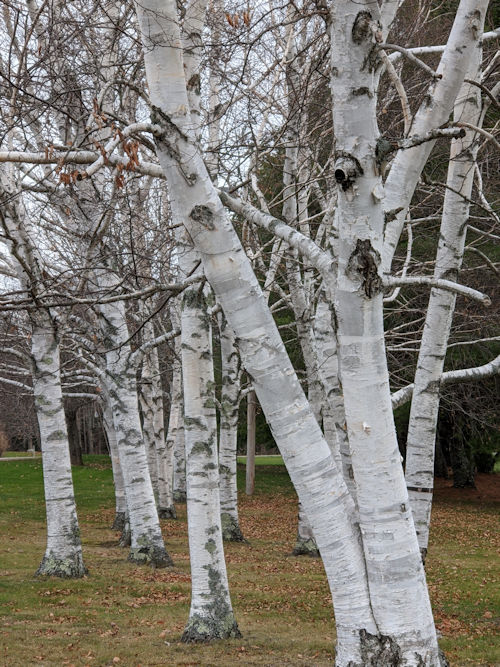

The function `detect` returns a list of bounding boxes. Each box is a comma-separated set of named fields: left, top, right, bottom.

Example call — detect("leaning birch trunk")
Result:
left=102, top=394, right=127, bottom=531
left=218, top=312, right=245, bottom=541
left=179, top=244, right=240, bottom=641
left=31, top=315, right=87, bottom=578
left=328, top=3, right=439, bottom=662
left=281, top=28, right=320, bottom=557
left=382, top=0, right=489, bottom=273
left=98, top=293, right=172, bottom=568
left=405, top=48, right=483, bottom=562
left=135, top=2, right=379, bottom=662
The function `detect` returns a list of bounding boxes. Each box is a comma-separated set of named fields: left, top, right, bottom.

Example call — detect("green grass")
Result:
left=237, top=454, right=284, bottom=465
left=0, top=455, right=498, bottom=666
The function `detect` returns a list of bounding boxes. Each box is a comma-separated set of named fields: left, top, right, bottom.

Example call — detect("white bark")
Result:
left=31, top=315, right=87, bottom=578
left=134, top=1, right=378, bottom=661
left=179, top=243, right=240, bottom=641
left=218, top=312, right=244, bottom=542
left=329, top=2, right=440, bottom=662
left=0, top=174, right=86, bottom=578
left=405, top=38, right=485, bottom=560
left=102, top=396, right=127, bottom=531
left=98, top=292, right=172, bottom=568
left=382, top=0, right=490, bottom=273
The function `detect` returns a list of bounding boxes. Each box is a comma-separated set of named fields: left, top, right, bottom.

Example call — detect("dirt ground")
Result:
left=434, top=472, right=500, bottom=503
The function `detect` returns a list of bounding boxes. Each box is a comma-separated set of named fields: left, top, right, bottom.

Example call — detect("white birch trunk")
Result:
left=382, top=0, right=489, bottom=273
left=405, top=45, right=484, bottom=561
left=0, top=174, right=86, bottom=579
left=218, top=313, right=244, bottom=541
left=134, top=2, right=379, bottom=661
left=99, top=294, right=172, bottom=568
left=31, top=315, right=87, bottom=578
left=139, top=352, right=160, bottom=497
left=314, top=291, right=356, bottom=501
left=151, top=338, right=176, bottom=518
left=179, top=244, right=240, bottom=641
left=102, top=397, right=127, bottom=531
left=170, top=320, right=187, bottom=503
left=329, top=3, right=440, bottom=662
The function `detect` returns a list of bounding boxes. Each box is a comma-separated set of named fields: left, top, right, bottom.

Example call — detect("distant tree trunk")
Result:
left=245, top=391, right=256, bottom=496
left=218, top=313, right=244, bottom=541
left=102, top=397, right=127, bottom=531
left=99, top=292, right=172, bottom=568
left=404, top=36, right=484, bottom=559
left=65, top=405, right=84, bottom=467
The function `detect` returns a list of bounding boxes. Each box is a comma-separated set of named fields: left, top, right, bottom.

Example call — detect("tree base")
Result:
left=291, top=536, right=320, bottom=557
left=111, top=511, right=126, bottom=531
left=158, top=506, right=177, bottom=519
left=221, top=513, right=246, bottom=542
left=181, top=612, right=241, bottom=643
left=119, top=524, right=131, bottom=548
left=36, top=551, right=87, bottom=578
left=128, top=544, right=173, bottom=568
left=173, top=490, right=186, bottom=503
left=339, top=630, right=447, bottom=667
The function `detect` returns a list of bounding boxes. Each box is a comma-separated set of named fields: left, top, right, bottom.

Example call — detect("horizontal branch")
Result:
left=0, top=276, right=201, bottom=312
left=383, top=276, right=491, bottom=306
left=388, top=28, right=500, bottom=63
left=381, top=42, right=441, bottom=79
left=391, top=354, right=500, bottom=409
left=0, top=149, right=164, bottom=179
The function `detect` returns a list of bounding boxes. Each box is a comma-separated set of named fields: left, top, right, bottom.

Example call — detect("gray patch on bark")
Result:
left=352, top=87, right=372, bottom=97
left=221, top=512, right=246, bottom=542
left=111, top=511, right=126, bottom=531
left=128, top=543, right=173, bottom=568
left=36, top=551, right=87, bottom=579
left=346, top=629, right=402, bottom=666
left=189, top=205, right=215, bottom=230
left=158, top=506, right=177, bottom=519
left=173, top=490, right=187, bottom=503
left=346, top=239, right=382, bottom=298
left=291, top=536, right=320, bottom=557
left=181, top=566, right=241, bottom=642
left=352, top=11, right=372, bottom=44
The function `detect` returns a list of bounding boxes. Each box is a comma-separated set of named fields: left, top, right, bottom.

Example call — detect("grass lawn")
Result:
left=0, top=455, right=498, bottom=666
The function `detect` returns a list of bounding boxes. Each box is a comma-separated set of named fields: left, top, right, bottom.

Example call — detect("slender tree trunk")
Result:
left=405, top=42, right=484, bottom=561
left=65, top=405, right=84, bottom=467
left=245, top=391, right=256, bottom=496
left=179, top=245, right=240, bottom=641
left=170, top=331, right=187, bottom=503
left=31, top=318, right=87, bottom=578
left=218, top=313, right=244, bottom=541
left=99, top=294, right=172, bottom=568
left=102, top=397, right=127, bottom=531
